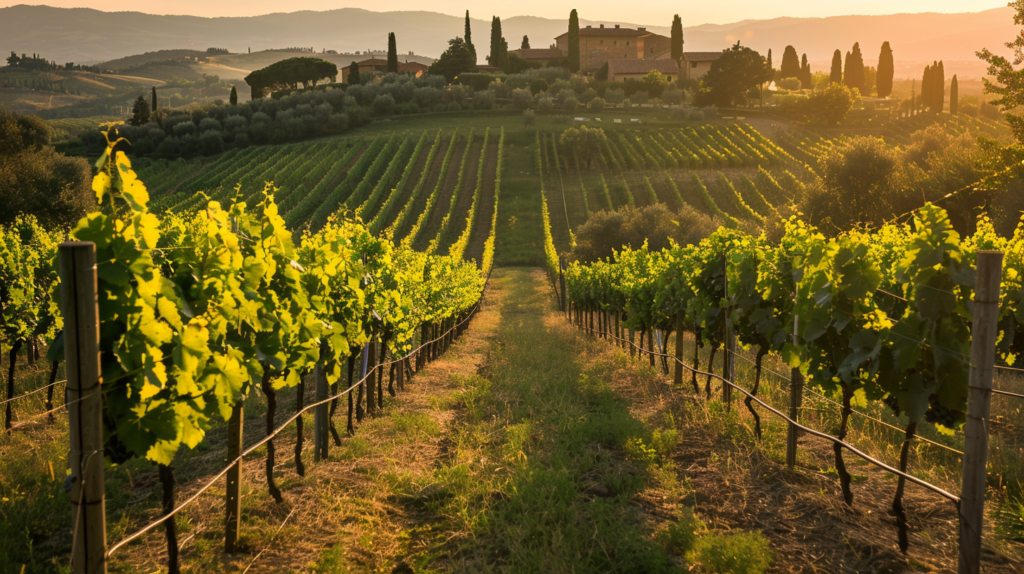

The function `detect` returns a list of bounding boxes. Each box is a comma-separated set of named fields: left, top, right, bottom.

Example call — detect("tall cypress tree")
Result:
left=935, top=60, right=945, bottom=113
left=348, top=61, right=360, bottom=85
left=489, top=16, right=502, bottom=66
left=670, top=14, right=684, bottom=63
left=877, top=41, right=894, bottom=98
left=844, top=42, right=865, bottom=92
left=387, top=32, right=398, bottom=73
left=800, top=53, right=811, bottom=89
left=568, top=9, right=580, bottom=73
left=950, top=74, right=959, bottom=115
left=766, top=49, right=773, bottom=73
left=499, top=37, right=510, bottom=72
left=465, top=10, right=475, bottom=60
left=151, top=86, right=157, bottom=112
left=920, top=65, right=931, bottom=112
left=830, top=50, right=843, bottom=84
left=522, top=35, right=530, bottom=49
left=780, top=45, right=800, bottom=79
left=229, top=85, right=237, bottom=106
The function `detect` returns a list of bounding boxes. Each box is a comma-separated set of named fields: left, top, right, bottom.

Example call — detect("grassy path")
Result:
left=306, top=268, right=688, bottom=573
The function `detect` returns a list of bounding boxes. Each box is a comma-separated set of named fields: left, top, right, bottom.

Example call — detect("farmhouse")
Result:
left=555, top=24, right=671, bottom=72
left=509, top=47, right=563, bottom=66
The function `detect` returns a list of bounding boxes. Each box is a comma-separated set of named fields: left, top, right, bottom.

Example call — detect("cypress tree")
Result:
left=348, top=61, right=360, bottom=85
left=465, top=10, right=475, bottom=59
left=229, top=85, right=237, bottom=106
left=670, top=14, right=684, bottom=63
left=568, top=9, right=580, bottom=73
left=151, top=86, right=157, bottom=112
left=830, top=49, right=843, bottom=84
left=935, top=60, right=945, bottom=113
left=499, top=37, right=510, bottom=72
left=844, top=42, right=865, bottom=92
left=877, top=41, right=894, bottom=98
left=387, top=32, right=398, bottom=73
left=780, top=45, right=800, bottom=79
left=800, top=53, right=811, bottom=89
left=522, top=35, right=530, bottom=49
left=489, top=16, right=502, bottom=66
left=766, top=49, right=772, bottom=73
left=921, top=64, right=932, bottom=112
left=950, top=74, right=959, bottom=115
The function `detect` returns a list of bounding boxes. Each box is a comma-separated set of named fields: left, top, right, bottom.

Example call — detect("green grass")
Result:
left=397, top=269, right=682, bottom=571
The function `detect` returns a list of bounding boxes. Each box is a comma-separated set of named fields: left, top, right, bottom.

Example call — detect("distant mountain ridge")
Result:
left=0, top=4, right=1013, bottom=77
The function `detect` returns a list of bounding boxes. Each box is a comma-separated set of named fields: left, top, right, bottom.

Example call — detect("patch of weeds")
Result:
left=390, top=412, right=441, bottom=441
left=688, top=529, right=773, bottom=574
left=624, top=437, right=658, bottom=466
left=650, top=428, right=679, bottom=462
left=311, top=545, right=350, bottom=573
left=340, top=437, right=371, bottom=460
left=502, top=422, right=533, bottom=465
left=818, top=467, right=867, bottom=483
left=658, top=507, right=706, bottom=555
left=997, top=491, right=1024, bottom=542
left=451, top=374, right=493, bottom=422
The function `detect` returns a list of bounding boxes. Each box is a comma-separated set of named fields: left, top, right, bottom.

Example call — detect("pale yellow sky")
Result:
left=4, top=0, right=1006, bottom=24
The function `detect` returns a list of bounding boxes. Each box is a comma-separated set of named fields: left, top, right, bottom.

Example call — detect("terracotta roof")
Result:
left=398, top=62, right=429, bottom=71
left=356, top=58, right=388, bottom=66
left=511, top=48, right=563, bottom=59
left=555, top=26, right=661, bottom=40
left=683, top=52, right=723, bottom=62
left=607, top=59, right=679, bottom=75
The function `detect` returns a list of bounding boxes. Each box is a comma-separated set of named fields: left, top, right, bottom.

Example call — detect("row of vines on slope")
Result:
left=561, top=205, right=1024, bottom=552
left=1, top=133, right=491, bottom=570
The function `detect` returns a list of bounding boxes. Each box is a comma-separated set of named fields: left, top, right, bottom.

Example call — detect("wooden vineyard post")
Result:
left=558, top=256, right=567, bottom=313
left=59, top=242, right=107, bottom=574
left=786, top=315, right=803, bottom=469
left=224, top=402, right=243, bottom=553
left=674, top=312, right=684, bottom=386
left=314, top=365, right=328, bottom=462
left=959, top=251, right=1002, bottom=574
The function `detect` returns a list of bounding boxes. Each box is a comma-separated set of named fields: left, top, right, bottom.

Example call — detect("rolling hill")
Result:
left=0, top=4, right=1013, bottom=78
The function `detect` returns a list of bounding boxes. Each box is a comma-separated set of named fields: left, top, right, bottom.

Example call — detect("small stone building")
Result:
left=554, top=24, right=671, bottom=72
left=606, top=59, right=680, bottom=82
left=681, top=52, right=722, bottom=79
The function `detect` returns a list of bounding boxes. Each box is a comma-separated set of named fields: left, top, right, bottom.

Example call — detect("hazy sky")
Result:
left=7, top=0, right=1007, bottom=23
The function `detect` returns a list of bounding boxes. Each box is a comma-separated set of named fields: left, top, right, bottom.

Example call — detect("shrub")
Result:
left=570, top=204, right=720, bottom=263
left=512, top=88, right=533, bottom=110
left=777, top=77, right=802, bottom=91
left=537, top=97, right=553, bottom=112
left=806, top=82, right=856, bottom=126
left=658, top=508, right=705, bottom=555
left=590, top=97, right=606, bottom=112
left=563, top=96, right=579, bottom=113
left=474, top=91, right=495, bottom=110
left=688, top=530, right=772, bottom=574
left=622, top=98, right=632, bottom=110
left=529, top=78, right=549, bottom=95
left=580, top=87, right=598, bottom=104
left=523, top=109, right=536, bottom=126
left=605, top=87, right=625, bottom=105
left=372, top=93, right=396, bottom=115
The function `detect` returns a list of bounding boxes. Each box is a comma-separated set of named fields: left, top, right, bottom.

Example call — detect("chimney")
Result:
left=600, top=24, right=604, bottom=28
left=615, top=24, right=620, bottom=29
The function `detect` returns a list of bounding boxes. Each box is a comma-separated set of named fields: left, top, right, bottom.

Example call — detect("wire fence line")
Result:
left=568, top=316, right=961, bottom=503
left=0, top=379, right=67, bottom=406
left=105, top=299, right=483, bottom=557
